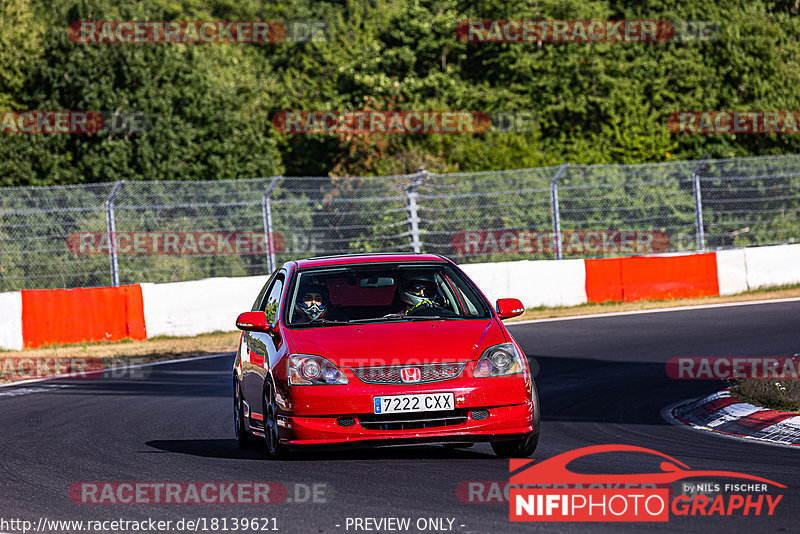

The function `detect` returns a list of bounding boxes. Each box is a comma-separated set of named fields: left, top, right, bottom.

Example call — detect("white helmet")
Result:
left=399, top=271, right=437, bottom=307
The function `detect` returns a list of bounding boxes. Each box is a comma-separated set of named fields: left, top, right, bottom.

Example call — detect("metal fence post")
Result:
left=692, top=155, right=710, bottom=252
left=405, top=167, right=428, bottom=253
left=262, top=176, right=283, bottom=273
left=105, top=181, right=124, bottom=287
left=550, top=164, right=570, bottom=260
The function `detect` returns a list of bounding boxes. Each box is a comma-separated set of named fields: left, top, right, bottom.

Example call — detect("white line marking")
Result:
left=508, top=296, right=800, bottom=326
left=97, top=351, right=233, bottom=374
left=0, top=384, right=73, bottom=397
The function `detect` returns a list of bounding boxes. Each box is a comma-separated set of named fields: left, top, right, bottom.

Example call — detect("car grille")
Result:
left=336, top=417, right=356, bottom=427
left=350, top=362, right=466, bottom=385
left=358, top=409, right=468, bottom=431
left=470, top=409, right=489, bottom=420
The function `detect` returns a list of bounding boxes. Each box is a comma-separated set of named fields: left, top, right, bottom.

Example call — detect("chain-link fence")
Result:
left=2, top=153, right=800, bottom=291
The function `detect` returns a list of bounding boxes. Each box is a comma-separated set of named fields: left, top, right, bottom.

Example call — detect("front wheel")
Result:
left=492, top=377, right=540, bottom=458
left=234, top=379, right=259, bottom=449
left=263, top=381, right=288, bottom=460
left=490, top=430, right=539, bottom=458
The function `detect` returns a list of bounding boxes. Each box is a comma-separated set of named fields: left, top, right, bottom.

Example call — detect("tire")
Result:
left=490, top=430, right=539, bottom=458
left=263, top=381, right=288, bottom=460
left=491, top=376, right=541, bottom=458
left=234, top=379, right=259, bottom=449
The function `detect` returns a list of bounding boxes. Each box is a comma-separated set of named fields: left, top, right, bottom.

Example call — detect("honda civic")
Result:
left=233, top=253, right=539, bottom=458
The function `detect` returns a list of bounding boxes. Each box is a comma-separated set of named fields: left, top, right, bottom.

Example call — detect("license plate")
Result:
left=373, top=393, right=455, bottom=414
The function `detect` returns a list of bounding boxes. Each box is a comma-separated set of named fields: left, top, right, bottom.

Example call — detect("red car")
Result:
left=233, top=253, right=539, bottom=458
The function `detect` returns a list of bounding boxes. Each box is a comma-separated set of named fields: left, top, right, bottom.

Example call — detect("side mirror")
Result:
left=496, top=298, right=525, bottom=320
left=236, top=311, right=272, bottom=333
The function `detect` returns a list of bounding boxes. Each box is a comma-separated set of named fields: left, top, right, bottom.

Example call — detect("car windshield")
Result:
left=285, top=262, right=491, bottom=327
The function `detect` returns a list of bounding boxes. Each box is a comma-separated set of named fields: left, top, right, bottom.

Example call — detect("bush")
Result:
left=732, top=379, right=800, bottom=413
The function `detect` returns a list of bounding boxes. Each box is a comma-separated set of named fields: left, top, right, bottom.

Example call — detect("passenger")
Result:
left=294, top=281, right=329, bottom=323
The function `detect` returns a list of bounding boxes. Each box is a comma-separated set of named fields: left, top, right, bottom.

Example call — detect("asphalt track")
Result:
left=1, top=300, right=798, bottom=533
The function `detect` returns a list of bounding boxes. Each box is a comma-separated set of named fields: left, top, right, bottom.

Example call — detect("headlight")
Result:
left=288, top=355, right=348, bottom=385
left=473, top=343, right=524, bottom=378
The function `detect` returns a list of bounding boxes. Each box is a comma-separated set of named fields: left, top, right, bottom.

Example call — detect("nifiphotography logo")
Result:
left=509, top=444, right=785, bottom=522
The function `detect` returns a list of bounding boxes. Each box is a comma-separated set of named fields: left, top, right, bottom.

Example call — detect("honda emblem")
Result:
left=400, top=367, right=421, bottom=382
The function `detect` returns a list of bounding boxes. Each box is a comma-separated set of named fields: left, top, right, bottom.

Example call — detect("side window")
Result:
left=252, top=284, right=269, bottom=312
left=261, top=275, right=285, bottom=324
left=251, top=270, right=279, bottom=311
left=445, top=274, right=480, bottom=316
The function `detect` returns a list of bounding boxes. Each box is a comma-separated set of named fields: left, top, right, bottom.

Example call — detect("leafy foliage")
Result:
left=3, top=1, right=800, bottom=289
left=3, top=0, right=800, bottom=183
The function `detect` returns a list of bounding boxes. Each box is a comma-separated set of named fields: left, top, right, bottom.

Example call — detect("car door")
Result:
left=242, top=271, right=286, bottom=418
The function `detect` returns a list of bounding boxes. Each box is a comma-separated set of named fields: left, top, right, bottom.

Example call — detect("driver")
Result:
left=399, top=271, right=438, bottom=315
left=294, top=280, right=329, bottom=323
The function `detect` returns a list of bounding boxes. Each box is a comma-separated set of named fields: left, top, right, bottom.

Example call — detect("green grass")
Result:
left=732, top=379, right=800, bottom=413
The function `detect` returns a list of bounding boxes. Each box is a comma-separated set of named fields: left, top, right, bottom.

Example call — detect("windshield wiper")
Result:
left=402, top=315, right=462, bottom=321
left=345, top=316, right=404, bottom=323
left=293, top=319, right=351, bottom=326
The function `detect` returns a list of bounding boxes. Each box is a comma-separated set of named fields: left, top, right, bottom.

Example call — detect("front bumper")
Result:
left=275, top=363, right=535, bottom=447
left=278, top=401, right=535, bottom=447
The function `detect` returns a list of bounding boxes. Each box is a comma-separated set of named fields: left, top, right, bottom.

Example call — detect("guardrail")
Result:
left=2, top=243, right=798, bottom=351
left=2, top=153, right=800, bottom=291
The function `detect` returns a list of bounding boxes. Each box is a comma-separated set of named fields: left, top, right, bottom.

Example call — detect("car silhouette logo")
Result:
left=509, top=444, right=785, bottom=487
left=401, top=368, right=421, bottom=382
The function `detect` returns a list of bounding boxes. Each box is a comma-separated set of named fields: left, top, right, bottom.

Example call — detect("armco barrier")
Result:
left=621, top=253, right=719, bottom=301
left=585, top=253, right=719, bottom=303
left=461, top=259, right=587, bottom=309
left=0, top=291, right=23, bottom=351
left=584, top=257, right=623, bottom=303
left=716, top=249, right=749, bottom=296
left=1, top=244, right=797, bottom=351
left=743, top=243, right=800, bottom=289
left=140, top=276, right=269, bottom=338
left=20, top=285, right=146, bottom=349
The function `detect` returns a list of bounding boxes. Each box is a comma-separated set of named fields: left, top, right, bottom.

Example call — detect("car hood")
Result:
left=287, top=319, right=508, bottom=368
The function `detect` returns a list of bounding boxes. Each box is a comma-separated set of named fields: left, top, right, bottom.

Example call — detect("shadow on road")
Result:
left=145, top=439, right=264, bottom=459
left=145, top=439, right=495, bottom=461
